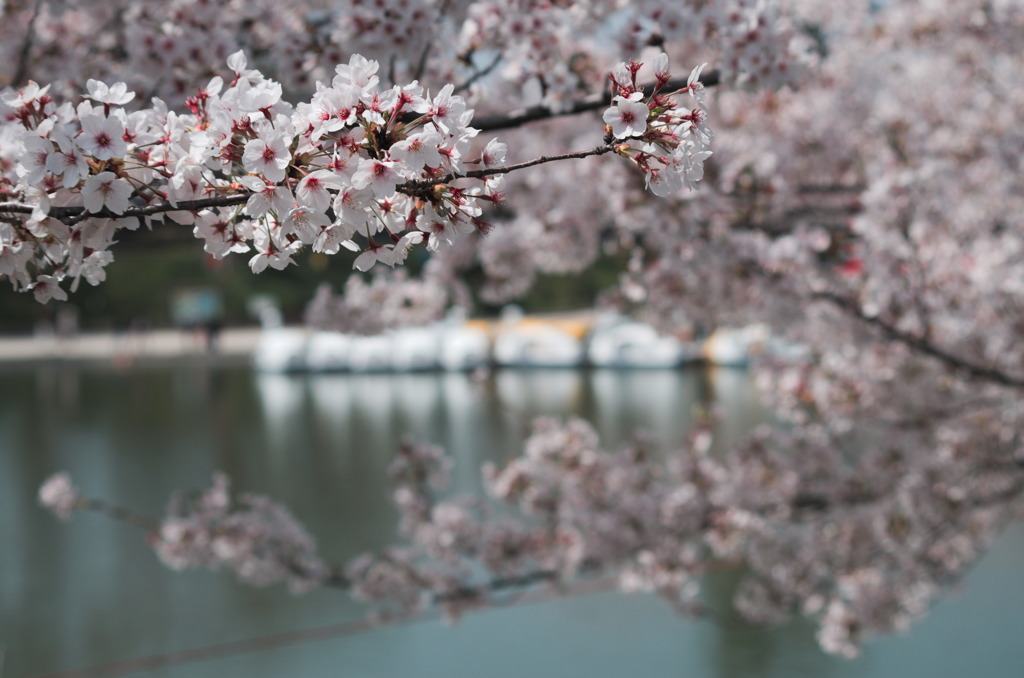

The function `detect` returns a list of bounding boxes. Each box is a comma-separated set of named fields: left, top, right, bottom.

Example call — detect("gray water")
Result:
left=1, top=364, right=1022, bottom=678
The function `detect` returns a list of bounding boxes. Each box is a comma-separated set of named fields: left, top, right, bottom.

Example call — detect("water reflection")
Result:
left=3, top=365, right=1023, bottom=678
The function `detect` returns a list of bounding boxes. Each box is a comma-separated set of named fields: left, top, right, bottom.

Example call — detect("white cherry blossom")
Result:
left=85, top=79, right=135, bottom=106
left=603, top=93, right=649, bottom=139
left=78, top=114, right=127, bottom=161
left=242, top=131, right=291, bottom=184
left=81, top=172, right=132, bottom=214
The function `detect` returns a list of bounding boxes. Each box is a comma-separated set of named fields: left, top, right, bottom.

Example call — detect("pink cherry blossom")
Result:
left=418, top=84, right=469, bottom=136
left=30, top=274, right=68, bottom=304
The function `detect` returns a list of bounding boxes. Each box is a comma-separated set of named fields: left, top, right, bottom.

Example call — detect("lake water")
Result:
left=2, top=364, right=1022, bottom=678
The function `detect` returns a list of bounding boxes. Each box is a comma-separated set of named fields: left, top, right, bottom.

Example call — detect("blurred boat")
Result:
left=701, top=324, right=768, bottom=367
left=304, top=313, right=490, bottom=373
left=493, top=306, right=587, bottom=368
left=305, top=331, right=352, bottom=371
left=389, top=325, right=441, bottom=372
left=347, top=333, right=395, bottom=372
left=438, top=310, right=492, bottom=371
left=252, top=305, right=308, bottom=373
left=587, top=316, right=699, bottom=368
left=255, top=306, right=810, bottom=374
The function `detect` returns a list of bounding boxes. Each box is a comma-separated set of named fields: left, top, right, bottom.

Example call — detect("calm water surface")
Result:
left=1, top=364, right=1022, bottom=678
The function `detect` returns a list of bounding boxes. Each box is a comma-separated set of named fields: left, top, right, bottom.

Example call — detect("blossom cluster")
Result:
left=1, top=52, right=510, bottom=302
left=0, top=1, right=808, bottom=110
left=149, top=472, right=327, bottom=592
left=602, top=54, right=713, bottom=197
left=2, top=50, right=717, bottom=305
left=38, top=471, right=80, bottom=520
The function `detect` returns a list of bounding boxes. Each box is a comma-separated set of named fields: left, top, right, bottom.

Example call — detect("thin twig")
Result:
left=78, top=497, right=162, bottom=531
left=26, top=575, right=615, bottom=678
left=0, top=193, right=251, bottom=223
left=453, top=52, right=503, bottom=95
left=398, top=144, right=616, bottom=193
left=812, top=290, right=1024, bottom=390
left=413, top=40, right=433, bottom=83
left=473, top=70, right=720, bottom=132
left=12, top=0, right=45, bottom=86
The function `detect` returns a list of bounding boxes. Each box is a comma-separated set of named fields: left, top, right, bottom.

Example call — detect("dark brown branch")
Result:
left=0, top=194, right=252, bottom=224
left=28, top=616, right=417, bottom=678
left=433, top=558, right=603, bottom=604
left=1, top=145, right=616, bottom=225
left=453, top=51, right=503, bottom=95
left=28, top=575, right=614, bottom=678
left=473, top=70, right=720, bottom=132
left=739, top=254, right=1024, bottom=391
left=397, top=144, right=616, bottom=194
left=1, top=145, right=616, bottom=224
left=813, top=290, right=1024, bottom=390
left=12, top=0, right=44, bottom=86
left=797, top=183, right=867, bottom=194
left=78, top=498, right=162, bottom=531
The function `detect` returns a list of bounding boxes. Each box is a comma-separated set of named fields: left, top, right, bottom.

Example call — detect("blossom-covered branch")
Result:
left=1, top=51, right=712, bottom=303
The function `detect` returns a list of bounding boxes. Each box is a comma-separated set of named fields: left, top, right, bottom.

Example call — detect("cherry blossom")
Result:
left=295, top=169, right=343, bottom=212
left=604, top=93, right=650, bottom=139
left=81, top=172, right=132, bottom=214
left=351, top=158, right=401, bottom=197
left=77, top=114, right=127, bottom=161
left=38, top=472, right=79, bottom=520
left=417, top=84, right=469, bottom=136
left=243, top=131, right=292, bottom=184
left=30, top=273, right=67, bottom=304
left=85, top=79, right=135, bottom=106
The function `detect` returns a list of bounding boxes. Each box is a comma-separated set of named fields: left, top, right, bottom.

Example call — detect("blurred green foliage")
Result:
left=0, top=228, right=627, bottom=334
left=0, top=236, right=357, bottom=333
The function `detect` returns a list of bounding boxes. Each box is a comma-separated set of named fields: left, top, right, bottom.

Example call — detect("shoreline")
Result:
left=0, top=327, right=262, bottom=367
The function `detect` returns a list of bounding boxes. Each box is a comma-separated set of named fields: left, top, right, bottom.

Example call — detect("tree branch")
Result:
left=77, top=497, right=162, bottom=531
left=473, top=70, right=720, bottom=132
left=12, top=0, right=44, bottom=87
left=813, top=290, right=1024, bottom=390
left=453, top=51, right=503, bottom=95
left=1, top=145, right=618, bottom=226
left=0, top=68, right=715, bottom=225
left=0, top=194, right=252, bottom=223
left=398, top=144, right=616, bottom=193
left=730, top=255, right=1024, bottom=390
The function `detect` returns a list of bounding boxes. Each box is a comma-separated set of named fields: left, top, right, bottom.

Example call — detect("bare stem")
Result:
left=813, top=290, right=1024, bottom=389
left=473, top=71, right=720, bottom=132
left=12, top=0, right=44, bottom=86
left=398, top=144, right=616, bottom=193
